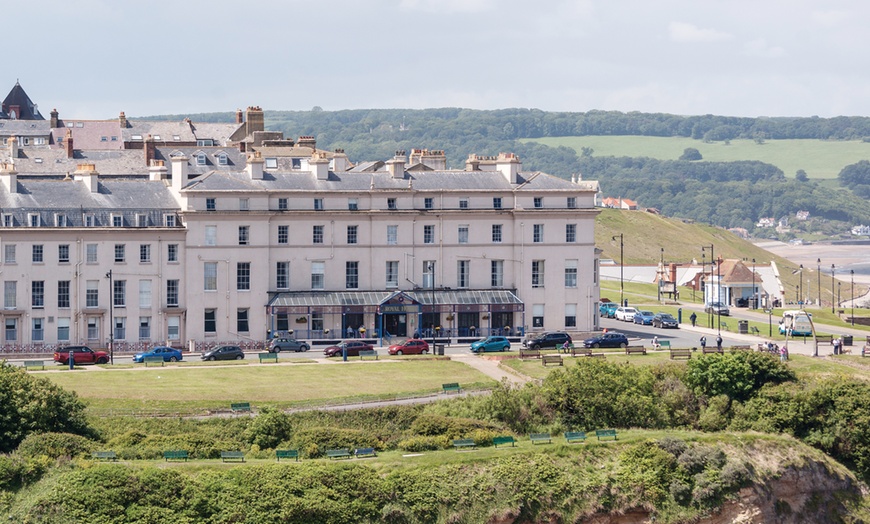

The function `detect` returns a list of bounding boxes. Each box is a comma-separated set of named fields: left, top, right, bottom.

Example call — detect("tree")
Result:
left=839, top=160, right=870, bottom=186
left=795, top=169, right=808, bottom=182
left=679, top=148, right=702, bottom=161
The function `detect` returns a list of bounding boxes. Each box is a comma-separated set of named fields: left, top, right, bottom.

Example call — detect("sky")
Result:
left=15, top=0, right=870, bottom=119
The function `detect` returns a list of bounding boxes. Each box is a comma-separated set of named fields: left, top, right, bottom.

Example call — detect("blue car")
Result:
left=470, top=336, right=511, bottom=353
left=599, top=302, right=618, bottom=317
left=633, top=310, right=655, bottom=325
left=133, top=346, right=183, bottom=363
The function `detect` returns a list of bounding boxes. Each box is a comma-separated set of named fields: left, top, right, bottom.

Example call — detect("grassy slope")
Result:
left=524, top=136, right=870, bottom=179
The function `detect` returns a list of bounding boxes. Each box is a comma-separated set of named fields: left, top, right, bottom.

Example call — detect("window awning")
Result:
left=267, top=289, right=523, bottom=310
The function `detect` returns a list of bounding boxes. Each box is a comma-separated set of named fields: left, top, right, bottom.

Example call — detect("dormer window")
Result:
left=292, top=158, right=302, bottom=169
left=137, top=214, right=148, bottom=227
left=84, top=214, right=96, bottom=227
left=217, top=153, right=228, bottom=166
left=265, top=158, right=278, bottom=169
left=348, top=199, right=358, bottom=211
left=196, top=139, right=214, bottom=147
left=131, top=134, right=142, bottom=140
left=28, top=214, right=40, bottom=227
left=196, top=153, right=207, bottom=166
left=153, top=135, right=161, bottom=140
left=112, top=214, right=123, bottom=227
left=2, top=214, right=12, bottom=227
left=54, top=214, right=67, bottom=227
left=164, top=214, right=176, bottom=227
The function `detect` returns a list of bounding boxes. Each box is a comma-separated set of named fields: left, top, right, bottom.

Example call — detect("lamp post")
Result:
left=799, top=264, right=803, bottom=305
left=702, top=245, right=717, bottom=333
left=428, top=262, right=436, bottom=352
left=658, top=248, right=664, bottom=302
left=817, top=258, right=821, bottom=308
left=105, top=270, right=114, bottom=365
left=831, top=264, right=835, bottom=313
left=838, top=282, right=841, bottom=312
left=751, top=258, right=756, bottom=309
left=612, top=234, right=624, bottom=306
left=851, top=270, right=855, bottom=326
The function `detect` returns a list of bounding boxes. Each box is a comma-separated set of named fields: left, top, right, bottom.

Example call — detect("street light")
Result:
left=702, top=245, right=718, bottom=334
left=428, top=262, right=436, bottom=352
left=612, top=234, right=624, bottom=306
left=799, top=264, right=803, bottom=305
left=105, top=270, right=114, bottom=365
left=851, top=270, right=855, bottom=326
left=658, top=247, right=664, bottom=302
left=817, top=258, right=821, bottom=308
left=831, top=264, right=835, bottom=313
left=751, top=258, right=756, bottom=309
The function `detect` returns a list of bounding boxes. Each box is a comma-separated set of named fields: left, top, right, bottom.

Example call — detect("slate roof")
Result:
left=0, top=179, right=179, bottom=210
left=0, top=120, right=52, bottom=137
left=3, top=150, right=148, bottom=176
left=51, top=120, right=123, bottom=150
left=122, top=119, right=242, bottom=146
left=1, top=82, right=43, bottom=120
left=183, top=168, right=595, bottom=193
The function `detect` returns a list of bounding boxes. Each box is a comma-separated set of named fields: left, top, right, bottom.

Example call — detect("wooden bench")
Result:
left=231, top=402, right=251, bottom=413
left=493, top=436, right=516, bottom=448
left=670, top=349, right=692, bottom=360
left=564, top=431, right=587, bottom=443
left=163, top=450, right=188, bottom=462
left=326, top=449, right=352, bottom=459
left=358, top=350, right=378, bottom=360
left=659, top=340, right=671, bottom=350
left=276, top=449, right=299, bottom=462
left=816, top=335, right=834, bottom=345
left=442, top=382, right=461, bottom=394
left=220, top=451, right=245, bottom=462
left=354, top=447, right=377, bottom=458
left=530, top=433, right=552, bottom=444
left=624, top=346, right=647, bottom=355
left=93, top=451, right=117, bottom=461
left=23, top=360, right=45, bottom=370
left=519, top=348, right=541, bottom=359
left=143, top=355, right=164, bottom=367
left=571, top=347, right=592, bottom=357
left=542, top=354, right=563, bottom=366
left=702, top=348, right=723, bottom=355
left=258, top=352, right=278, bottom=363
left=730, top=345, right=752, bottom=352
left=595, top=429, right=618, bottom=441
left=452, top=438, right=476, bottom=450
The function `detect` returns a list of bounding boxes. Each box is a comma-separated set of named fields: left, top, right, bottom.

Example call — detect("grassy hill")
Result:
left=526, top=136, right=870, bottom=179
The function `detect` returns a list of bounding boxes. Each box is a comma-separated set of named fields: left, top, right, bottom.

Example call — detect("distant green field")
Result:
left=524, top=136, right=870, bottom=179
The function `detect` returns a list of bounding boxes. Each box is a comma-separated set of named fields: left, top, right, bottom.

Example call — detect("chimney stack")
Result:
left=170, top=155, right=189, bottom=194
left=496, top=152, right=521, bottom=184
left=310, top=152, right=330, bottom=180
left=149, top=159, right=168, bottom=181
left=0, top=162, right=18, bottom=193
left=73, top=163, right=100, bottom=193
left=64, top=130, right=74, bottom=158
left=297, top=136, right=316, bottom=150
left=119, top=111, right=128, bottom=128
left=386, top=150, right=406, bottom=179
left=246, top=106, right=264, bottom=136
left=246, top=151, right=265, bottom=180
left=144, top=135, right=155, bottom=166
left=465, top=153, right=480, bottom=171
left=235, top=108, right=244, bottom=124
left=50, top=108, right=59, bottom=128
left=332, top=149, right=350, bottom=172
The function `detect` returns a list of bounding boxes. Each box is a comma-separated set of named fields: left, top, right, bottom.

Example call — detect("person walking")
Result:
left=833, top=336, right=840, bottom=355
left=700, top=336, right=706, bottom=351
left=690, top=312, right=697, bottom=327
left=780, top=345, right=788, bottom=362
left=716, top=335, right=723, bottom=351
left=347, top=326, right=354, bottom=339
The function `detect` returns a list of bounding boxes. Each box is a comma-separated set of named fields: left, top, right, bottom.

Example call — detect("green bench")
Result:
left=220, top=451, right=245, bottom=462
left=163, top=450, right=188, bottom=462
left=93, top=451, right=117, bottom=461
left=659, top=340, right=671, bottom=350
left=326, top=448, right=352, bottom=459
left=258, top=352, right=278, bottom=363
left=143, top=355, right=164, bottom=367
left=564, top=431, right=587, bottom=443
left=231, top=402, right=251, bottom=413
left=530, top=433, right=552, bottom=444
left=670, top=349, right=692, bottom=360
left=442, top=382, right=461, bottom=394
left=595, top=429, right=618, bottom=441
left=358, top=350, right=378, bottom=360
left=452, top=438, right=476, bottom=450
left=276, top=449, right=299, bottom=462
left=493, top=436, right=516, bottom=448
left=354, top=447, right=377, bottom=458
left=23, top=360, right=45, bottom=370
left=750, top=326, right=760, bottom=335
left=542, top=354, right=563, bottom=366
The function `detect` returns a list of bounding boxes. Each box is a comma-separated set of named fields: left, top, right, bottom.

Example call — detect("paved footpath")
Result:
left=449, top=353, right=531, bottom=385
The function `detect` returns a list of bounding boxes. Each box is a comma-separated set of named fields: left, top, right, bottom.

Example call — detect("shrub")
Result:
left=698, top=395, right=731, bottom=432
left=244, top=407, right=292, bottom=449
left=398, top=435, right=449, bottom=452
left=616, top=441, right=678, bottom=504
left=685, top=352, right=795, bottom=403
left=290, top=427, right=380, bottom=458
left=409, top=414, right=503, bottom=440
left=16, top=432, right=94, bottom=460
left=677, top=445, right=726, bottom=475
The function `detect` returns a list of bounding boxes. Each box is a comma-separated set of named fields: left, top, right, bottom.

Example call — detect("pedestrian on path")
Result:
left=690, top=312, right=697, bottom=327
left=700, top=336, right=706, bottom=351
left=780, top=345, right=788, bottom=362
left=716, top=335, right=723, bottom=351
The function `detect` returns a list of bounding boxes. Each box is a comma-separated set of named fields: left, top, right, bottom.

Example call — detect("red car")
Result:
left=387, top=339, right=430, bottom=355
left=53, top=346, right=110, bottom=365
left=323, top=340, right=374, bottom=357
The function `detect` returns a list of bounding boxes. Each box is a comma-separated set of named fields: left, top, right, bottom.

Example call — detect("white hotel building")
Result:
left=0, top=145, right=600, bottom=351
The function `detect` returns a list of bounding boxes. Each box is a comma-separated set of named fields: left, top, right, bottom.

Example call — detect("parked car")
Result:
left=583, top=332, right=629, bottom=349
left=522, top=332, right=572, bottom=350
left=268, top=338, right=310, bottom=353
left=201, top=345, right=245, bottom=361
left=599, top=302, right=618, bottom=317
left=324, top=340, right=374, bottom=357
left=53, top=346, right=110, bottom=365
left=614, top=306, right=638, bottom=322
left=133, top=346, right=183, bottom=363
left=632, top=310, right=655, bottom=325
left=470, top=336, right=511, bottom=353
left=388, top=339, right=430, bottom=355
left=704, top=302, right=730, bottom=316
left=652, top=313, right=679, bottom=329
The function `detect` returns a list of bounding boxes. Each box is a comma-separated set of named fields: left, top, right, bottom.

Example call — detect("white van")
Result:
left=779, top=310, right=813, bottom=336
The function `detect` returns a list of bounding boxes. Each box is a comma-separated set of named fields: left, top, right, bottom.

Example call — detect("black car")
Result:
left=583, top=332, right=629, bottom=349
left=523, top=332, right=572, bottom=350
left=652, top=313, right=679, bottom=329
left=202, top=345, right=245, bottom=361
left=268, top=338, right=310, bottom=353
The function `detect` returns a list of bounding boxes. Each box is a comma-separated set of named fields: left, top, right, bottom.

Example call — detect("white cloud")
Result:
left=398, top=0, right=494, bottom=14
left=743, top=38, right=785, bottom=58
left=668, top=21, right=732, bottom=43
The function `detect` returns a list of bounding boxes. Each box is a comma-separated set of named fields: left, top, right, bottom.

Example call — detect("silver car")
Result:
left=268, top=338, right=310, bottom=353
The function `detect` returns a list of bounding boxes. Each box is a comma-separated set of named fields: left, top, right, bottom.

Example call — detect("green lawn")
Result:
left=524, top=136, right=870, bottom=179
left=44, top=360, right=495, bottom=414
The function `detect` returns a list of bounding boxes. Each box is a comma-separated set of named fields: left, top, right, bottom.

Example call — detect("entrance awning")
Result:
left=267, top=289, right=523, bottom=312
